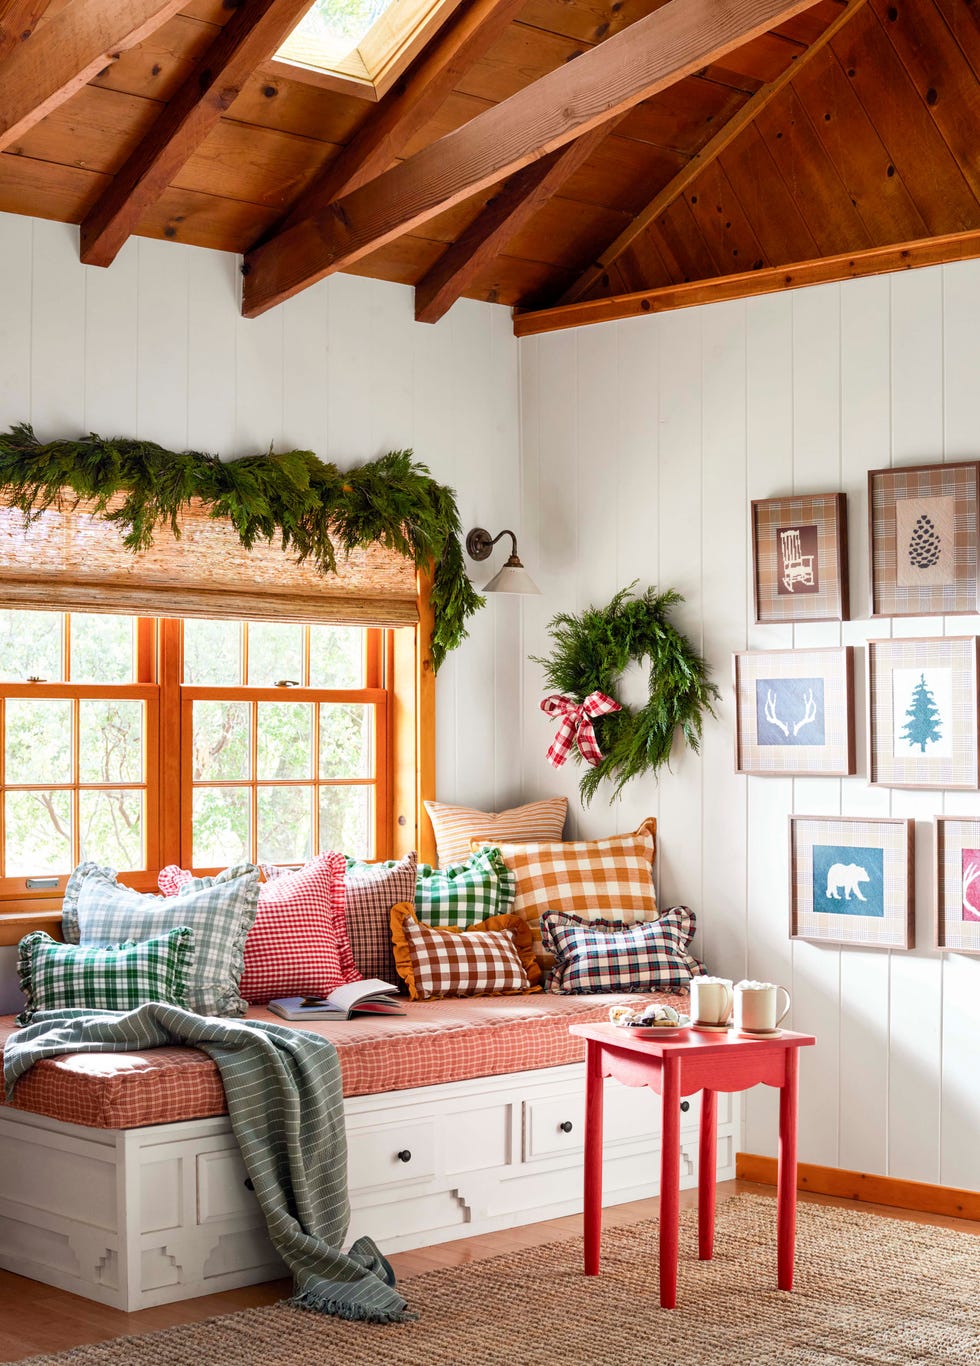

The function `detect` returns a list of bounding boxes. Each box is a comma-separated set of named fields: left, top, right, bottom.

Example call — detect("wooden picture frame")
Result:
left=935, top=818, right=980, bottom=955
left=790, top=815, right=915, bottom=950
left=869, top=460, right=980, bottom=617
left=734, top=646, right=854, bottom=776
left=751, top=492, right=848, bottom=624
left=868, top=636, right=980, bottom=790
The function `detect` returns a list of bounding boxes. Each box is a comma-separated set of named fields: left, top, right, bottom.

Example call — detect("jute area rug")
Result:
left=18, top=1194, right=980, bottom=1366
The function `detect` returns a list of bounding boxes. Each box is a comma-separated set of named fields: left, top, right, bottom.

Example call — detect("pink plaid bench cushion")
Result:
left=0, top=991, right=689, bottom=1130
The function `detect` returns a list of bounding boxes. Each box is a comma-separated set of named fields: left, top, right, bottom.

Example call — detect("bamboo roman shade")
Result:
left=0, top=494, right=419, bottom=625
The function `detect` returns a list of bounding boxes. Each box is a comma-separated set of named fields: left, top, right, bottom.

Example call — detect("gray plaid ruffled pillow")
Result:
left=540, top=906, right=702, bottom=995
left=17, top=927, right=193, bottom=1024
left=62, top=862, right=259, bottom=1016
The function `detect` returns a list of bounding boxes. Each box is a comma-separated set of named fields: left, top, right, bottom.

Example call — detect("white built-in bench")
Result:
left=0, top=988, right=736, bottom=1311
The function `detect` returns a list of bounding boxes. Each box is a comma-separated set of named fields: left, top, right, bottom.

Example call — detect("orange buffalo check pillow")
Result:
left=482, top=818, right=658, bottom=959
left=424, top=796, right=567, bottom=868
left=390, top=903, right=541, bottom=1001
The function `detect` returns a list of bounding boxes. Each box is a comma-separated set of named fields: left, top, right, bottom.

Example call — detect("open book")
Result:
left=267, top=979, right=405, bottom=1020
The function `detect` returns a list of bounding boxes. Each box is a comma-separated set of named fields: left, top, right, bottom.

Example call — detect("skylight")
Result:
left=275, top=0, right=462, bottom=100
left=290, top=0, right=394, bottom=66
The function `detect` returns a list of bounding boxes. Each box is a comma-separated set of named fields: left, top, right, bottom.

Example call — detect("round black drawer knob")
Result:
left=559, top=1120, right=574, bottom=1133
left=680, top=1101, right=690, bottom=1113
left=396, top=1149, right=412, bottom=1163
left=243, top=1177, right=255, bottom=1190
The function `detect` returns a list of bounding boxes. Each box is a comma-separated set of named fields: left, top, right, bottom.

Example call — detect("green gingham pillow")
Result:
left=62, top=862, right=260, bottom=1017
left=413, top=847, right=515, bottom=928
left=16, top=927, right=193, bottom=1025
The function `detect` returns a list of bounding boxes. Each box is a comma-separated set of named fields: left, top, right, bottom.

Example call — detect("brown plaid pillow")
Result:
left=390, top=903, right=539, bottom=1001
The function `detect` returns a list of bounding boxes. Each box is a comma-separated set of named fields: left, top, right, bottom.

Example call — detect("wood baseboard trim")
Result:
left=736, top=1153, right=980, bottom=1222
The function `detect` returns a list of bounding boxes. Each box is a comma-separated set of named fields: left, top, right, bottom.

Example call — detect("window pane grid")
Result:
left=186, top=688, right=383, bottom=865
left=0, top=688, right=151, bottom=876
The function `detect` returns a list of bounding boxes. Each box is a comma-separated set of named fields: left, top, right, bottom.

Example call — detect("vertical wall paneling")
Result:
left=137, top=238, right=190, bottom=450
left=31, top=222, right=85, bottom=435
left=0, top=211, right=521, bottom=827
left=520, top=259, right=980, bottom=1190
left=699, top=299, right=748, bottom=976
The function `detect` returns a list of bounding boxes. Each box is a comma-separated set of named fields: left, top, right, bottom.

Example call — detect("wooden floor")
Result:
left=1, top=1180, right=978, bottom=1362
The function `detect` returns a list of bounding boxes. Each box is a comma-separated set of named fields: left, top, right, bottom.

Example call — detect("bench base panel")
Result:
left=0, top=1063, right=736, bottom=1310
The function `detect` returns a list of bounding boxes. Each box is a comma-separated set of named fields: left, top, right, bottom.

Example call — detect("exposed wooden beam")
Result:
left=269, top=0, right=527, bottom=242
left=512, top=229, right=980, bottom=337
left=79, top=0, right=314, bottom=268
left=242, top=0, right=820, bottom=318
left=0, top=0, right=52, bottom=66
left=557, top=0, right=868, bottom=307
left=414, top=120, right=621, bottom=324
left=0, top=0, right=187, bottom=153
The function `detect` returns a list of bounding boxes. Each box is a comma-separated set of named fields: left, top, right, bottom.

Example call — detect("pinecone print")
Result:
left=908, top=513, right=941, bottom=569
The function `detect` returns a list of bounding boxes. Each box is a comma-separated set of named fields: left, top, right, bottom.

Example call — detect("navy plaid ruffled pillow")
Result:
left=540, top=906, right=702, bottom=995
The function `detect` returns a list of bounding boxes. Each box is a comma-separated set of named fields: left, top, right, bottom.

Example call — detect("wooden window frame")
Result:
left=0, top=592, right=436, bottom=944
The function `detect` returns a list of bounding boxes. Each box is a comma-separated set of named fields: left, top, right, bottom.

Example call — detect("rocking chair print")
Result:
left=779, top=528, right=815, bottom=593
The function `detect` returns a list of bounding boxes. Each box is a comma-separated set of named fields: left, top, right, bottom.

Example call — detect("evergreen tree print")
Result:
left=901, top=672, right=943, bottom=752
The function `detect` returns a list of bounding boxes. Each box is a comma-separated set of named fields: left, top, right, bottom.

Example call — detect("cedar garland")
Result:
left=0, top=424, right=484, bottom=671
left=533, top=584, right=719, bottom=803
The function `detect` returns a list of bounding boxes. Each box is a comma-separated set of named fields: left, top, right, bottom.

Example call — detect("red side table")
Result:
left=569, top=1022, right=815, bottom=1308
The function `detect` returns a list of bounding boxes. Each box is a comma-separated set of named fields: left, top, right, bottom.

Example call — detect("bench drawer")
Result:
left=347, top=1118, right=437, bottom=1192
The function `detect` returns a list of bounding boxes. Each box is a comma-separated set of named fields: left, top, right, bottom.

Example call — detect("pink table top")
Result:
left=569, top=1022, right=816, bottom=1059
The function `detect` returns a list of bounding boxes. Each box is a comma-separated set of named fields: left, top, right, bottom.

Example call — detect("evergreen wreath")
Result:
left=0, top=423, right=484, bottom=672
left=533, top=584, right=720, bottom=804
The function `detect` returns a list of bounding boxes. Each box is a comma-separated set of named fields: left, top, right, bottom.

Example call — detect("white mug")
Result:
left=734, top=980, right=791, bottom=1034
left=690, top=976, right=733, bottom=1026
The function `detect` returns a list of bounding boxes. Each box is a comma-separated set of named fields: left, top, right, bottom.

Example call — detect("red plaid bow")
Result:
left=541, top=692, right=622, bottom=768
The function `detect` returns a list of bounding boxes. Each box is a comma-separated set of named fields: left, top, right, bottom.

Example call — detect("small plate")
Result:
left=622, top=1022, right=691, bottom=1040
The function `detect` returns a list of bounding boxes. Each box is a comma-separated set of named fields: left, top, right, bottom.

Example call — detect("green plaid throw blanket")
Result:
left=3, top=1003, right=413, bottom=1323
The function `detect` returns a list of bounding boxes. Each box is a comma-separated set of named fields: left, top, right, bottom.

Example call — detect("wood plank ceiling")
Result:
left=0, top=0, right=977, bottom=333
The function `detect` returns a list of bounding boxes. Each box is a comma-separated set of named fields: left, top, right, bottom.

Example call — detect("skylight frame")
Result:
left=273, top=0, right=465, bottom=102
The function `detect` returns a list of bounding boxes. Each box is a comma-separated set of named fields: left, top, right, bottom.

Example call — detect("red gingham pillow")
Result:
left=237, top=852, right=358, bottom=1004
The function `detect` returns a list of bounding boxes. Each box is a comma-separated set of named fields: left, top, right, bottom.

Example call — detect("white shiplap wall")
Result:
left=520, top=261, right=980, bottom=1192
left=0, top=212, right=523, bottom=823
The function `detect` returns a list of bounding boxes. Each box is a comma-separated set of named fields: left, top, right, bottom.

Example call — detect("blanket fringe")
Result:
left=287, top=1288, right=419, bottom=1323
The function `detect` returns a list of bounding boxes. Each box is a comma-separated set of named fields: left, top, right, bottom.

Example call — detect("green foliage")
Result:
left=0, top=424, right=482, bottom=671
left=532, top=584, right=720, bottom=805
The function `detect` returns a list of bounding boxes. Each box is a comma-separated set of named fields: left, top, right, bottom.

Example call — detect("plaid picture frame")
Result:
left=934, top=817, right=980, bottom=955
left=868, top=637, right=980, bottom=789
left=65, top=861, right=259, bottom=1016
left=541, top=907, right=702, bottom=995
left=790, top=816, right=914, bottom=950
left=17, top=927, right=193, bottom=1024
left=413, top=847, right=515, bottom=927
left=869, top=462, right=980, bottom=617
left=734, top=646, right=854, bottom=777
left=752, top=493, right=848, bottom=623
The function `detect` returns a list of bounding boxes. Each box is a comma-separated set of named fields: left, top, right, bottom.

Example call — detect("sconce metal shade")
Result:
left=466, top=527, right=541, bottom=595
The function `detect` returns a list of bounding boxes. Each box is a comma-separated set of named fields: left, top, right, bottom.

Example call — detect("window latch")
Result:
left=274, top=679, right=300, bottom=687
left=26, top=878, right=59, bottom=889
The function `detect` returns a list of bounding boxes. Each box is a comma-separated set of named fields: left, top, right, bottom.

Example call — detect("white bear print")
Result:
left=825, top=863, right=870, bottom=900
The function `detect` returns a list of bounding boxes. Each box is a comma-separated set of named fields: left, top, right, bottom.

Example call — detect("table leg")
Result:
left=660, top=1055, right=681, bottom=1309
left=777, top=1046, right=799, bottom=1291
left=583, top=1040, right=605, bottom=1276
left=698, top=1088, right=717, bottom=1260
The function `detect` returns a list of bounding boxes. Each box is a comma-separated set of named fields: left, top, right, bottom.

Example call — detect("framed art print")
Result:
left=790, top=816, right=914, bottom=950
left=869, top=461, right=980, bottom=617
left=751, top=493, right=848, bottom=623
left=935, top=817, right=980, bottom=954
left=734, top=646, right=854, bottom=776
left=868, top=636, right=980, bottom=789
